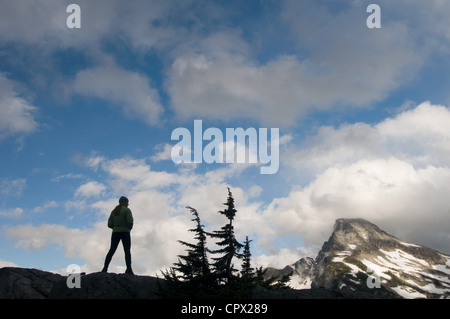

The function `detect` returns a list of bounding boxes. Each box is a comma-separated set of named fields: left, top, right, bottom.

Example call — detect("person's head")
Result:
left=119, top=196, right=129, bottom=206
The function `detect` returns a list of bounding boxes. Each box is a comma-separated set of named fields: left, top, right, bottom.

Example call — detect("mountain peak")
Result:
left=334, top=217, right=379, bottom=229
left=326, top=218, right=399, bottom=252
left=315, top=218, right=395, bottom=261
left=270, top=218, right=450, bottom=298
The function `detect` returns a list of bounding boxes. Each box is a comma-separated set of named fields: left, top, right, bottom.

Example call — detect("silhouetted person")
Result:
left=102, top=196, right=134, bottom=274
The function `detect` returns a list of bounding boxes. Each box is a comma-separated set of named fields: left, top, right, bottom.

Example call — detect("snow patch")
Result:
left=400, top=241, right=420, bottom=248
left=289, top=273, right=312, bottom=289
left=380, top=249, right=429, bottom=270
left=391, top=286, right=426, bottom=299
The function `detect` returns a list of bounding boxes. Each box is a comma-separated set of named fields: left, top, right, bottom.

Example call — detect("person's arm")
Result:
left=127, top=209, right=134, bottom=230
left=108, top=213, right=114, bottom=229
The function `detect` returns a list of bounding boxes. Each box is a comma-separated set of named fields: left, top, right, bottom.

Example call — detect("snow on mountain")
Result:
left=267, top=218, right=450, bottom=298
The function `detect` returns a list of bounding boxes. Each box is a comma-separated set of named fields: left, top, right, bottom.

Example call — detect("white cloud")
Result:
left=0, top=1, right=68, bottom=47
left=165, top=1, right=428, bottom=127
left=84, top=154, right=106, bottom=171
left=0, top=260, right=20, bottom=268
left=261, top=158, right=450, bottom=254
left=75, top=181, right=107, bottom=198
left=51, top=173, right=83, bottom=182
left=166, top=28, right=419, bottom=126
left=32, top=201, right=58, bottom=213
left=377, top=101, right=450, bottom=167
left=150, top=143, right=174, bottom=162
left=5, top=223, right=111, bottom=272
left=167, top=53, right=309, bottom=126
left=0, top=207, right=23, bottom=218
left=276, top=102, right=450, bottom=254
left=284, top=101, right=450, bottom=174
left=73, top=63, right=163, bottom=126
left=0, top=74, right=38, bottom=138
left=283, top=122, right=384, bottom=176
left=254, top=247, right=317, bottom=269
left=1, top=178, right=26, bottom=198
left=99, top=157, right=177, bottom=193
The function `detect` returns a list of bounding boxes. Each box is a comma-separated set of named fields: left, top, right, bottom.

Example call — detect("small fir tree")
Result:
left=161, top=206, right=213, bottom=298
left=241, top=236, right=254, bottom=278
left=173, top=206, right=210, bottom=280
left=161, top=188, right=293, bottom=299
left=208, top=188, right=243, bottom=283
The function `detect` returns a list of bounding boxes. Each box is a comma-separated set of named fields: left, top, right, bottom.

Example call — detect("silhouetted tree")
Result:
left=241, top=236, right=254, bottom=278
left=208, top=188, right=243, bottom=283
left=173, top=206, right=210, bottom=280
left=161, top=206, right=213, bottom=298
left=161, top=188, right=293, bottom=299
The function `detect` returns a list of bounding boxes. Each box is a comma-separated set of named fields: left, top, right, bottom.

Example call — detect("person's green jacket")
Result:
left=108, top=205, right=134, bottom=232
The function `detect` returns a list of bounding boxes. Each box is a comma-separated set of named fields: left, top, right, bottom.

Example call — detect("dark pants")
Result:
left=103, top=232, right=132, bottom=271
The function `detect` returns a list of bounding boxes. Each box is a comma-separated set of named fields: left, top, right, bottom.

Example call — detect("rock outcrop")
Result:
left=0, top=267, right=165, bottom=299
left=0, top=267, right=64, bottom=299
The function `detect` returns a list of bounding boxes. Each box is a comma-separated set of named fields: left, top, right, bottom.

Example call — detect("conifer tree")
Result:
left=161, top=189, right=292, bottom=298
left=174, top=206, right=210, bottom=280
left=241, top=236, right=254, bottom=278
left=161, top=206, right=213, bottom=298
left=208, top=188, right=243, bottom=283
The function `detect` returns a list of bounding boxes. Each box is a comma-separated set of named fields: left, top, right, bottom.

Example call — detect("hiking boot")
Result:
left=125, top=268, right=134, bottom=275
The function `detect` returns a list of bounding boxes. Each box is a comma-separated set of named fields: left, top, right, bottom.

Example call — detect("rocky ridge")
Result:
left=0, top=267, right=165, bottom=299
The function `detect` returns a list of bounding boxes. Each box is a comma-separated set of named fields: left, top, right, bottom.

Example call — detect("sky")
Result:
left=1, top=0, right=450, bottom=276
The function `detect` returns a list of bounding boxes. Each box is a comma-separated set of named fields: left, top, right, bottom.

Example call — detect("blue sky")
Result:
left=1, top=0, right=450, bottom=275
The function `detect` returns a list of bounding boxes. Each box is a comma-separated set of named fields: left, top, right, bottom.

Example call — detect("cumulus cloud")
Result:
left=32, top=201, right=58, bottom=213
left=285, top=102, right=450, bottom=174
left=165, top=0, right=427, bottom=127
left=167, top=53, right=310, bottom=126
left=263, top=158, right=450, bottom=251
left=150, top=143, right=174, bottom=162
left=5, top=223, right=113, bottom=272
left=276, top=102, right=450, bottom=254
left=0, top=0, right=68, bottom=46
left=72, top=64, right=163, bottom=125
left=0, top=75, right=38, bottom=138
left=377, top=102, right=450, bottom=167
left=0, top=207, right=23, bottom=218
left=75, top=181, right=107, bottom=198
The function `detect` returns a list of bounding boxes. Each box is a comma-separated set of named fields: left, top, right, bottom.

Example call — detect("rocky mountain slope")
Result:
left=268, top=218, right=450, bottom=298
